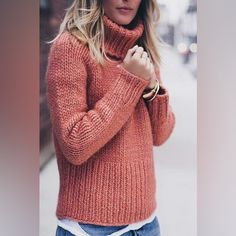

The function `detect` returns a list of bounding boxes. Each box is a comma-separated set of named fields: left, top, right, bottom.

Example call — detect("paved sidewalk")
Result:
left=155, top=47, right=197, bottom=236
left=40, top=47, right=197, bottom=236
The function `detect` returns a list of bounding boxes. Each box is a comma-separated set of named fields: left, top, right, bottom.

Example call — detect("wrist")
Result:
left=146, top=79, right=157, bottom=90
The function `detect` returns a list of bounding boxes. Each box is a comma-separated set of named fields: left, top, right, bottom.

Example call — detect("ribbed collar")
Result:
left=102, top=14, right=144, bottom=60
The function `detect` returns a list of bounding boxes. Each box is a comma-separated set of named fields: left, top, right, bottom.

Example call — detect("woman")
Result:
left=45, top=0, right=176, bottom=235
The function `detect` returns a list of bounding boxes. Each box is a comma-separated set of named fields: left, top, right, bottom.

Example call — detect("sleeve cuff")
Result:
left=116, top=65, right=150, bottom=105
left=145, top=84, right=170, bottom=122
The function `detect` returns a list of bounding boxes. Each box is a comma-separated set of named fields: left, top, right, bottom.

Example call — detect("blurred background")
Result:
left=40, top=1, right=197, bottom=236
left=158, top=0, right=197, bottom=76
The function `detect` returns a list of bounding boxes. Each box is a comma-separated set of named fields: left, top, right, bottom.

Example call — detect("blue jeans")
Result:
left=55, top=216, right=161, bottom=236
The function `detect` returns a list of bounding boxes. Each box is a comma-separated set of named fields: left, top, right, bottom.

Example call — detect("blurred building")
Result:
left=40, top=0, right=69, bottom=168
left=175, top=0, right=197, bottom=75
left=157, top=0, right=197, bottom=77
left=157, top=3, right=175, bottom=46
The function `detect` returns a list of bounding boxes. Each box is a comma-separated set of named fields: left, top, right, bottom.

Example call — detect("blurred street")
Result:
left=40, top=47, right=196, bottom=236
left=155, top=46, right=197, bottom=236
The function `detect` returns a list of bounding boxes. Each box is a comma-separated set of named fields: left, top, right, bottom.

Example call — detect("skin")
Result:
left=103, top=0, right=157, bottom=89
left=103, top=0, right=142, bottom=26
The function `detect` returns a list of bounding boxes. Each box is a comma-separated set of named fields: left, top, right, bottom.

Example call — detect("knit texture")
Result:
left=45, top=14, right=176, bottom=226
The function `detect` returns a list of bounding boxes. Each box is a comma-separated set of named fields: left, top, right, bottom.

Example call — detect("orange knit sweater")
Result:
left=45, top=14, right=176, bottom=226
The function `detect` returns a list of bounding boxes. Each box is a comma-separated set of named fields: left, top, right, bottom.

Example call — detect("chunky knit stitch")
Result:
left=45, top=14, right=176, bottom=226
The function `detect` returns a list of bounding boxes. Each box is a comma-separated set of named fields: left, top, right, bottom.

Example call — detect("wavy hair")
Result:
left=48, top=0, right=165, bottom=66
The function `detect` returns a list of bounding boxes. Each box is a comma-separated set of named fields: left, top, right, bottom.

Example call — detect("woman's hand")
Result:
left=119, top=45, right=154, bottom=82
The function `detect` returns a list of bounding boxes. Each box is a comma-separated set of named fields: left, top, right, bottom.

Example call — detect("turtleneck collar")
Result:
left=102, top=14, right=144, bottom=60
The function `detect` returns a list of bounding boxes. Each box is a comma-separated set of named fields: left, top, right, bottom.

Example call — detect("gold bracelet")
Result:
left=144, top=83, right=160, bottom=101
left=143, top=77, right=160, bottom=94
left=142, top=89, right=155, bottom=99
left=142, top=78, right=160, bottom=100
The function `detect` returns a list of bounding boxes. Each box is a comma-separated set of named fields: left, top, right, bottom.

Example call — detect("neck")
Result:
left=102, top=14, right=144, bottom=60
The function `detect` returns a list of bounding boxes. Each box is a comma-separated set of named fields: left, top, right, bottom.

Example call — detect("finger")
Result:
left=133, top=47, right=144, bottom=59
left=125, top=45, right=139, bottom=60
left=141, top=51, right=148, bottom=60
left=135, top=46, right=144, bottom=55
left=140, top=56, right=147, bottom=65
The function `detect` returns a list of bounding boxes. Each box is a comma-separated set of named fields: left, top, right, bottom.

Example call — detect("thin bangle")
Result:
left=142, top=83, right=159, bottom=100
left=142, top=89, right=155, bottom=99
left=142, top=78, right=160, bottom=100
left=143, top=77, right=159, bottom=94
left=144, top=84, right=160, bottom=101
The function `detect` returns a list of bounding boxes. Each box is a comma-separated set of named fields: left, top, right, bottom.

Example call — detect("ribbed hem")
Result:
left=56, top=158, right=157, bottom=226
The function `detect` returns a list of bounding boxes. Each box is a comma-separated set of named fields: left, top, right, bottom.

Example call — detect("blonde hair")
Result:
left=48, top=0, right=165, bottom=66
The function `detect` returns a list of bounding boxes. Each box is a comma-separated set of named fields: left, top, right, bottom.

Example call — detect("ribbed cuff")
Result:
left=116, top=65, right=150, bottom=105
left=145, top=85, right=170, bottom=123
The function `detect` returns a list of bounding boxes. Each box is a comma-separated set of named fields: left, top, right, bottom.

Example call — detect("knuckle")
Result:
left=137, top=47, right=144, bottom=52
left=133, top=57, right=139, bottom=62
left=139, top=60, right=145, bottom=65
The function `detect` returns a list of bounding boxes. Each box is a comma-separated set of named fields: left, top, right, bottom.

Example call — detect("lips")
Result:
left=117, top=7, right=133, bottom=10
left=116, top=7, right=133, bottom=14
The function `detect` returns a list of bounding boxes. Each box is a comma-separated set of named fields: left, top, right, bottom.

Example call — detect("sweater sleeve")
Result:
left=144, top=67, right=176, bottom=146
left=45, top=36, right=150, bottom=166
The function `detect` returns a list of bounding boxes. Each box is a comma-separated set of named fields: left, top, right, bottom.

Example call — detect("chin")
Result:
left=111, top=15, right=134, bottom=26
